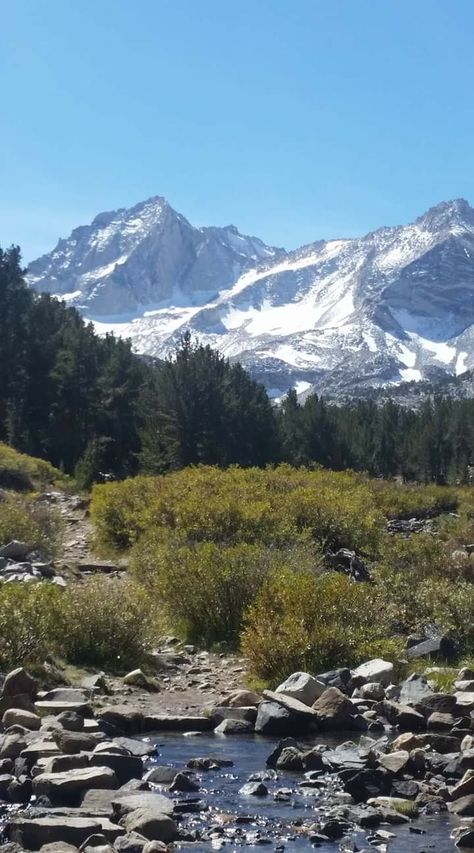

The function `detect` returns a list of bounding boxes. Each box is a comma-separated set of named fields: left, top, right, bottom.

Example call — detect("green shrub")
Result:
left=0, top=583, right=62, bottom=670
left=242, top=569, right=401, bottom=683
left=132, top=533, right=321, bottom=646
left=0, top=494, right=63, bottom=555
left=92, top=465, right=384, bottom=554
left=369, top=480, right=459, bottom=520
left=0, top=443, right=68, bottom=491
left=57, top=577, right=156, bottom=670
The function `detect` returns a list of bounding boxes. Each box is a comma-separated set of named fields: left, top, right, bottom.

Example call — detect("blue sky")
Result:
left=2, top=0, right=474, bottom=262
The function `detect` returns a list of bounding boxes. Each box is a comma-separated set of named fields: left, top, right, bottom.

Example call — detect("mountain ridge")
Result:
left=27, top=195, right=474, bottom=398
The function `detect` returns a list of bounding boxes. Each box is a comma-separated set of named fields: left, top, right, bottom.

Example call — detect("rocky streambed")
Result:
left=0, top=661, right=473, bottom=852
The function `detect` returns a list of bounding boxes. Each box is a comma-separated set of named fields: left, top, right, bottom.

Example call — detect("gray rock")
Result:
left=33, top=766, right=119, bottom=803
left=114, top=832, right=148, bottom=853
left=255, top=702, right=297, bottom=737
left=168, top=771, right=199, bottom=792
left=58, top=712, right=85, bottom=732
left=0, top=541, right=31, bottom=560
left=353, top=659, right=394, bottom=686
left=274, top=672, right=325, bottom=706
left=2, top=708, right=41, bottom=730
left=313, top=687, right=356, bottom=729
left=239, top=781, right=268, bottom=796
left=54, top=731, right=102, bottom=755
left=7, top=817, right=122, bottom=850
left=360, top=682, right=385, bottom=701
left=88, top=752, right=143, bottom=785
left=214, top=718, right=254, bottom=735
left=447, top=794, right=474, bottom=815
left=378, top=700, right=425, bottom=730
left=122, top=671, right=159, bottom=692
left=1, top=667, right=37, bottom=699
left=123, top=809, right=178, bottom=843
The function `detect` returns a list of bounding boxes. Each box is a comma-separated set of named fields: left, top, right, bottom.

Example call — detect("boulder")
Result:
left=54, top=731, right=102, bottom=755
left=0, top=734, right=27, bottom=760
left=0, top=541, right=31, bottom=560
left=344, top=768, right=392, bottom=801
left=255, top=701, right=295, bottom=736
left=58, top=712, right=85, bottom=732
left=312, top=687, right=356, bottom=729
left=123, top=809, right=178, bottom=843
left=454, top=828, right=474, bottom=848
left=359, top=682, right=385, bottom=701
left=114, top=832, right=149, bottom=853
left=142, top=714, right=211, bottom=732
left=274, top=672, right=325, bottom=706
left=168, top=771, right=199, bottom=792
left=109, top=791, right=174, bottom=819
left=1, top=668, right=37, bottom=699
left=378, top=700, right=425, bottom=730
left=447, top=795, right=474, bottom=816
left=427, top=711, right=455, bottom=731
left=210, top=706, right=257, bottom=726
left=88, top=752, right=143, bottom=785
left=214, top=718, right=254, bottom=735
left=33, top=767, right=119, bottom=803
left=405, top=635, right=456, bottom=661
left=239, top=781, right=268, bottom=796
left=450, top=770, right=474, bottom=801
left=95, top=707, right=144, bottom=735
left=419, top=692, right=458, bottom=715
left=316, top=668, right=352, bottom=692
left=7, top=817, right=122, bottom=850
left=2, top=708, right=41, bottom=730
left=378, top=750, right=410, bottom=774
left=353, top=659, right=394, bottom=686
left=399, top=674, right=433, bottom=705
left=225, top=690, right=260, bottom=708
left=455, top=692, right=474, bottom=712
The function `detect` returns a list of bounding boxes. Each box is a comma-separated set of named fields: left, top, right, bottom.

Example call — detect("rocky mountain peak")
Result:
left=27, top=195, right=474, bottom=399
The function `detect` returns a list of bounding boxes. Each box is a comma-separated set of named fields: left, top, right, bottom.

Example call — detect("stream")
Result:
left=144, top=732, right=459, bottom=852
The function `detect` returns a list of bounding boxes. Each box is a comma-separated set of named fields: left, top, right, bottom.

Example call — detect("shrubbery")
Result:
left=0, top=443, right=68, bottom=491
left=0, top=494, right=63, bottom=555
left=0, top=578, right=156, bottom=672
left=92, top=465, right=384, bottom=554
left=132, top=534, right=322, bottom=646
left=242, top=569, right=402, bottom=683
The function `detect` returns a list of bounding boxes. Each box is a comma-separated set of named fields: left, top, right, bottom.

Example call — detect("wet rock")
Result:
left=353, top=659, right=394, bottom=686
left=450, top=770, right=474, bottom=800
left=122, top=809, right=178, bottom=843
left=239, top=781, right=268, bottom=796
left=344, top=768, right=392, bottom=801
left=255, top=702, right=299, bottom=737
left=378, top=700, right=425, bottom=730
left=274, top=671, right=325, bottom=706
left=169, top=771, right=199, bottom=792
left=447, top=794, right=474, bottom=815
left=214, top=718, right=254, bottom=735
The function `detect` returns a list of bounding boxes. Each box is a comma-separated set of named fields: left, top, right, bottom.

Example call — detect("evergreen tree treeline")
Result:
left=2, top=244, right=474, bottom=485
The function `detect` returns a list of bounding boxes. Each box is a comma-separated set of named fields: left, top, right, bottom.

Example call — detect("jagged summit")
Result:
left=27, top=195, right=474, bottom=397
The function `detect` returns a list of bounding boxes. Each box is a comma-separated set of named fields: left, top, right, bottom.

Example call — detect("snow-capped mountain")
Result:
left=27, top=196, right=474, bottom=397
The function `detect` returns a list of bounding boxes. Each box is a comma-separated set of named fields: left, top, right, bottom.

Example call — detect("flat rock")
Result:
left=95, top=707, right=144, bottom=735
left=7, top=817, right=123, bottom=850
left=110, top=791, right=174, bottom=819
left=142, top=714, right=211, bottom=732
left=455, top=692, right=474, bottom=711
left=33, top=767, right=119, bottom=803
left=378, top=750, right=410, bottom=774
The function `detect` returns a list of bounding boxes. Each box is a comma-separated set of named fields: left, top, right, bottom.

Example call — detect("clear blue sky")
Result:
left=2, top=0, right=474, bottom=262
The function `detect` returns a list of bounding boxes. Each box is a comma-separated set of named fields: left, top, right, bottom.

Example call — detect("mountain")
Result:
left=27, top=196, right=474, bottom=397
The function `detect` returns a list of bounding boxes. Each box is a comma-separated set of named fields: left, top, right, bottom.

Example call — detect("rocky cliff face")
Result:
left=27, top=196, right=474, bottom=397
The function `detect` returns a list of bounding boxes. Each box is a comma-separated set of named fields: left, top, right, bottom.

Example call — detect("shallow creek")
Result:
left=144, top=732, right=457, bottom=852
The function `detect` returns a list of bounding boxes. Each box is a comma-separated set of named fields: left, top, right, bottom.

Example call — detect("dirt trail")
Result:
left=44, top=490, right=96, bottom=564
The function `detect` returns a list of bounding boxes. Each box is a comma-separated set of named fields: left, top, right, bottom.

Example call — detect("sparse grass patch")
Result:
left=0, top=493, right=63, bottom=555
left=0, top=443, right=70, bottom=492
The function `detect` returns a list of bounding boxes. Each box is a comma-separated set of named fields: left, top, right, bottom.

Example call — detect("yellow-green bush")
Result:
left=0, top=494, right=63, bottom=555
left=92, top=465, right=384, bottom=554
left=132, top=533, right=322, bottom=645
left=368, top=480, right=458, bottom=520
left=0, top=577, right=157, bottom=672
left=242, top=569, right=401, bottom=683
left=57, top=577, right=156, bottom=670
left=0, top=443, right=68, bottom=491
left=0, top=583, right=62, bottom=670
